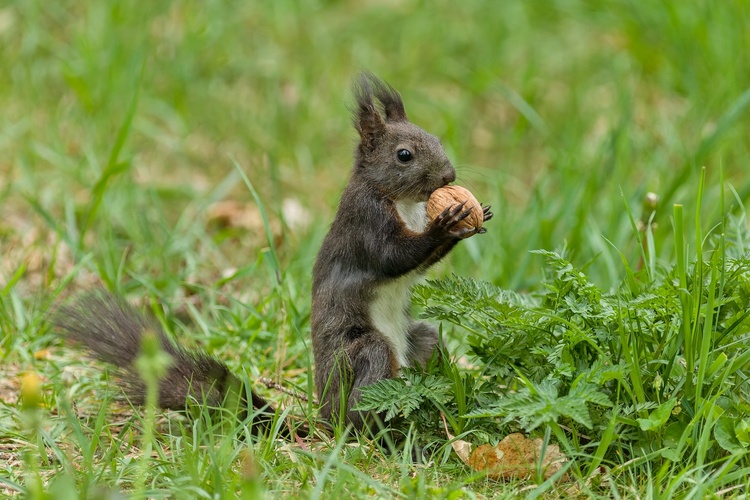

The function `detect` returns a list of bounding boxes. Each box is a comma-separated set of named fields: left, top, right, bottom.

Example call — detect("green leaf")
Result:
left=355, top=378, right=422, bottom=421
left=355, top=372, right=452, bottom=422
left=637, top=398, right=677, bottom=431
left=735, top=419, right=750, bottom=445
left=663, top=421, right=688, bottom=449
left=557, top=395, right=594, bottom=429
left=715, top=418, right=745, bottom=453
left=707, top=352, right=728, bottom=378
left=660, top=447, right=682, bottom=462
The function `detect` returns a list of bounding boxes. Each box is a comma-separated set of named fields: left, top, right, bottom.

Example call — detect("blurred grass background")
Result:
left=2, top=0, right=749, bottom=292
left=2, top=0, right=750, bottom=495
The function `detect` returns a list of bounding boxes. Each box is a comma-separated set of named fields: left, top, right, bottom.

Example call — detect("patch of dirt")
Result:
left=0, top=210, right=100, bottom=295
left=0, top=363, right=22, bottom=405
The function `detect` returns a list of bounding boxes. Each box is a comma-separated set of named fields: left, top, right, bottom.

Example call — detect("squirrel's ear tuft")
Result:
left=368, top=74, right=407, bottom=123
left=352, top=73, right=387, bottom=152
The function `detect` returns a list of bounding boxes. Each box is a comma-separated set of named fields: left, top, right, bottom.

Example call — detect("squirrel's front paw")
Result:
left=429, top=202, right=475, bottom=239
left=476, top=204, right=493, bottom=234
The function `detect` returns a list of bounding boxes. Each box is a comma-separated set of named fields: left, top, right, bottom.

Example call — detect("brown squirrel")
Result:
left=53, top=73, right=491, bottom=438
left=311, top=73, right=491, bottom=432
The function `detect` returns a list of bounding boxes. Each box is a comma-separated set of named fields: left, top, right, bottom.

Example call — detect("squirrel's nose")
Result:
left=442, top=169, right=456, bottom=185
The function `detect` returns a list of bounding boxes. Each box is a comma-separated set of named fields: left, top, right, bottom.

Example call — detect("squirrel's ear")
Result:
left=352, top=74, right=386, bottom=152
left=370, top=76, right=407, bottom=123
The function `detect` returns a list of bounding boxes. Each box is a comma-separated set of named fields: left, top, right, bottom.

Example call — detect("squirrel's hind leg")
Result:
left=406, top=321, right=441, bottom=368
left=319, top=334, right=398, bottom=433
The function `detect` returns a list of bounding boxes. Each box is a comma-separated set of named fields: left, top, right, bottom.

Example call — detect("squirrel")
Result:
left=53, top=73, right=491, bottom=439
left=311, top=73, right=492, bottom=432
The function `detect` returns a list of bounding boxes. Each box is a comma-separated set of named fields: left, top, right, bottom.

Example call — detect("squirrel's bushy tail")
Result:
left=53, top=291, right=289, bottom=435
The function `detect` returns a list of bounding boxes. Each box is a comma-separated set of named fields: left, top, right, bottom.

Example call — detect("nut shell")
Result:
left=427, top=185, right=483, bottom=237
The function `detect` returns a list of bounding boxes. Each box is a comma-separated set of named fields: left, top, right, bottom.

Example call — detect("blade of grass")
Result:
left=232, top=157, right=282, bottom=286
left=694, top=253, right=717, bottom=406
left=673, top=203, right=694, bottom=398
left=79, top=73, right=142, bottom=244
left=621, top=188, right=651, bottom=284
left=616, top=297, right=646, bottom=407
left=586, top=409, right=618, bottom=477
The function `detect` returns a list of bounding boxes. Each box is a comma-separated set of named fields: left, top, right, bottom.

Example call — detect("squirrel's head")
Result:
left=352, top=73, right=456, bottom=202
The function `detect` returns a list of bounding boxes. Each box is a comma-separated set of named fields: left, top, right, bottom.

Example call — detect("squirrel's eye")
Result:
left=397, top=149, right=413, bottom=163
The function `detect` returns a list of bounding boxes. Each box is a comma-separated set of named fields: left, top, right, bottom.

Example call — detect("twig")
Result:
left=258, top=377, right=314, bottom=403
left=558, top=423, right=592, bottom=442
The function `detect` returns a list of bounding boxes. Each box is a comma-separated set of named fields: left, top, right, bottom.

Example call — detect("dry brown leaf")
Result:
left=34, top=349, right=51, bottom=360
left=468, top=433, right=567, bottom=480
left=440, top=414, right=566, bottom=481
left=207, top=200, right=268, bottom=232
left=205, top=199, right=283, bottom=248
left=451, top=437, right=473, bottom=465
left=441, top=412, right=473, bottom=464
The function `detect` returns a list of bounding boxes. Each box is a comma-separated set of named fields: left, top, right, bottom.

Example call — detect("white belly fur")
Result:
left=370, top=200, right=428, bottom=368
left=395, top=199, right=428, bottom=233
left=370, top=272, right=422, bottom=368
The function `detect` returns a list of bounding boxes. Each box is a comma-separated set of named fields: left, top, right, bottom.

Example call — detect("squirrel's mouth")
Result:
left=421, top=188, right=436, bottom=201
left=422, top=181, right=452, bottom=200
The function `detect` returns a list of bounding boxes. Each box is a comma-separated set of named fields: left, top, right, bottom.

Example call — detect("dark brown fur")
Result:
left=311, top=73, right=492, bottom=432
left=53, top=291, right=301, bottom=437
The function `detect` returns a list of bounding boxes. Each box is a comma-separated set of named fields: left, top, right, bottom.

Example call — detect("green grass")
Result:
left=1, top=0, right=750, bottom=497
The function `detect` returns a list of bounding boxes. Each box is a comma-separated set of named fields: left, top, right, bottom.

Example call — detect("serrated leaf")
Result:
left=355, top=378, right=423, bottom=421
left=558, top=396, right=594, bottom=428
left=568, top=381, right=612, bottom=408
left=355, top=371, right=453, bottom=422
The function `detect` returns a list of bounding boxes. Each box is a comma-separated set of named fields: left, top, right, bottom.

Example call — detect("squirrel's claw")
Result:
left=431, top=201, right=476, bottom=238
left=481, top=204, right=494, bottom=222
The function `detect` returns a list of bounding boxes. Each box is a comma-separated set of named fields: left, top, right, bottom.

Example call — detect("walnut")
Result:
left=426, top=185, right=484, bottom=238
